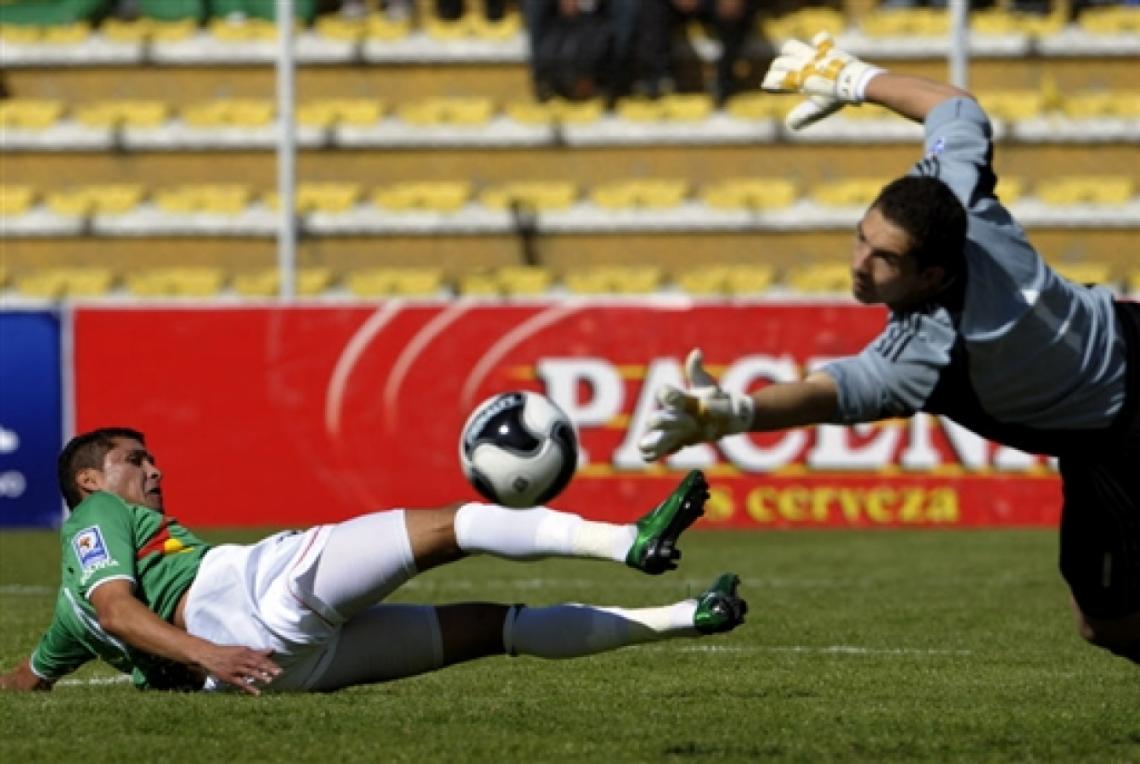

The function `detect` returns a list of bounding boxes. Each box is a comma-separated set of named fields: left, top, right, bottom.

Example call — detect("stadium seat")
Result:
left=457, top=271, right=500, bottom=296
left=14, top=268, right=114, bottom=299
left=505, top=99, right=604, bottom=125
left=995, top=176, right=1024, bottom=205
left=231, top=268, right=333, bottom=297
left=344, top=268, right=446, bottom=297
left=564, top=266, right=663, bottom=295
left=46, top=185, right=146, bottom=216
left=265, top=183, right=362, bottom=213
left=1078, top=6, right=1140, bottom=35
left=785, top=263, right=851, bottom=294
left=761, top=7, right=845, bottom=41
left=1, top=186, right=38, bottom=217
left=75, top=101, right=170, bottom=128
left=724, top=93, right=781, bottom=121
left=1051, top=262, right=1114, bottom=286
left=591, top=180, right=688, bottom=210
left=101, top=18, right=153, bottom=42
left=314, top=15, right=365, bottom=42
left=1036, top=176, right=1134, bottom=206
left=148, top=19, right=198, bottom=41
left=675, top=265, right=774, bottom=296
left=373, top=182, right=472, bottom=213
left=365, top=13, right=411, bottom=40
left=480, top=181, right=578, bottom=212
left=701, top=179, right=797, bottom=211
left=470, top=12, right=523, bottom=41
left=1062, top=91, right=1140, bottom=119
left=860, top=9, right=949, bottom=38
left=40, top=21, right=92, bottom=44
left=0, top=100, right=65, bottom=130
left=459, top=266, right=553, bottom=297
left=208, top=17, right=279, bottom=42
left=155, top=185, right=252, bottom=215
left=397, top=98, right=495, bottom=126
left=811, top=178, right=888, bottom=207
left=181, top=100, right=274, bottom=129
left=124, top=268, right=226, bottom=298
left=976, top=90, right=1045, bottom=122
left=1130, top=270, right=1140, bottom=295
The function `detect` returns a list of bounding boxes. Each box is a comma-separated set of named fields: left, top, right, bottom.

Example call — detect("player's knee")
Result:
left=404, top=504, right=465, bottom=571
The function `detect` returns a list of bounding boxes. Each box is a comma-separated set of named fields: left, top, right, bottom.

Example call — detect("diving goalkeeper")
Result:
left=639, top=34, right=1139, bottom=664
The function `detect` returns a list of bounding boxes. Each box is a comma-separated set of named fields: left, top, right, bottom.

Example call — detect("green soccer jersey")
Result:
left=29, top=491, right=212, bottom=690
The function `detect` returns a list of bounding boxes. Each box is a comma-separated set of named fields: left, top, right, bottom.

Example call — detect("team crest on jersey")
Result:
left=73, top=526, right=112, bottom=572
left=926, top=137, right=946, bottom=158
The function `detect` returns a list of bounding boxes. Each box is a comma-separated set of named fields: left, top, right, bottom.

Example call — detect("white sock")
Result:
left=454, top=502, right=637, bottom=562
left=503, top=602, right=699, bottom=659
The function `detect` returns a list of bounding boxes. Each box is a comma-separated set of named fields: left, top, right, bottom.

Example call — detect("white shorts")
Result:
left=184, top=526, right=343, bottom=692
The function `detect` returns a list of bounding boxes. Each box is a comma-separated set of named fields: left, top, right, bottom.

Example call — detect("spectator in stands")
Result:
left=0, top=427, right=745, bottom=693
left=523, top=0, right=632, bottom=103
left=631, top=0, right=760, bottom=104
left=639, top=34, right=1140, bottom=665
left=436, top=0, right=512, bottom=20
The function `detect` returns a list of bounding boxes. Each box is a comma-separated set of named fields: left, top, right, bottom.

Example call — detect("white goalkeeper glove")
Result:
left=638, top=348, right=756, bottom=461
left=761, top=31, right=884, bottom=131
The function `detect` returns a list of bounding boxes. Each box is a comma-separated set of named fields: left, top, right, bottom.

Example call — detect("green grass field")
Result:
left=1, top=528, right=1137, bottom=763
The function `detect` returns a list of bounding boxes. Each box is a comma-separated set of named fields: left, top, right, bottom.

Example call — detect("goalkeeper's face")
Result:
left=850, top=208, right=939, bottom=310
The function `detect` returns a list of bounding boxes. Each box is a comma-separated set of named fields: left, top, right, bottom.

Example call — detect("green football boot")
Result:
left=625, top=470, right=709, bottom=575
left=693, top=572, right=747, bottom=635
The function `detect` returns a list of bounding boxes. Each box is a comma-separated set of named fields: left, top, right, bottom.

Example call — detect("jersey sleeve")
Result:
left=29, top=608, right=95, bottom=681
left=821, top=310, right=957, bottom=424
left=65, top=493, right=139, bottom=599
left=909, top=97, right=996, bottom=211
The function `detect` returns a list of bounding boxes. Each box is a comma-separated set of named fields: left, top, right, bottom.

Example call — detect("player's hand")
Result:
left=638, top=349, right=756, bottom=461
left=761, top=31, right=883, bottom=130
left=197, top=645, right=281, bottom=695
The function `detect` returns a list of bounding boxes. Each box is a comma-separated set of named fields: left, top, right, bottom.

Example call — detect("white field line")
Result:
left=0, top=584, right=55, bottom=595
left=664, top=644, right=974, bottom=657
left=57, top=675, right=132, bottom=686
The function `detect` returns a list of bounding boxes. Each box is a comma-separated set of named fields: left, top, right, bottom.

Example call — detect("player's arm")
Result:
left=89, top=579, right=281, bottom=695
left=0, top=658, right=55, bottom=691
left=638, top=350, right=839, bottom=460
left=863, top=73, right=972, bottom=124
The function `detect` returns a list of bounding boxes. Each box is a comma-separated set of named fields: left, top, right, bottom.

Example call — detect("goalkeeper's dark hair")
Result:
left=58, top=427, right=146, bottom=509
left=872, top=176, right=967, bottom=283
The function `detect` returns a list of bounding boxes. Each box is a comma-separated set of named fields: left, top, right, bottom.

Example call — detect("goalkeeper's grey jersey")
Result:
left=823, top=97, right=1127, bottom=450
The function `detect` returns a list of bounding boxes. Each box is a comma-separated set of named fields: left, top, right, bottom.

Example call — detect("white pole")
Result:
left=948, top=0, right=969, bottom=89
left=277, top=0, right=297, bottom=300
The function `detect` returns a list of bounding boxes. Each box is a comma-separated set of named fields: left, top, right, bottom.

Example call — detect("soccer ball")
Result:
left=460, top=391, right=578, bottom=508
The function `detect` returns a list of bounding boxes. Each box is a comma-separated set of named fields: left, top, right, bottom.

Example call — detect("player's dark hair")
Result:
left=57, top=427, right=145, bottom=509
left=872, top=176, right=967, bottom=283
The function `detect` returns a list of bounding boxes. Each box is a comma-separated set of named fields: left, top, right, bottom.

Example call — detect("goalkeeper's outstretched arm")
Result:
left=863, top=73, right=973, bottom=124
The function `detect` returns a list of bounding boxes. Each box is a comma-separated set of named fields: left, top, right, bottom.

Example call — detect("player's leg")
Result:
left=1058, top=447, right=1140, bottom=664
left=307, top=573, right=747, bottom=692
left=303, top=470, right=710, bottom=626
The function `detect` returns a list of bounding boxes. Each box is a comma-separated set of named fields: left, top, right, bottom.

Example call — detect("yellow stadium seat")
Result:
left=1036, top=176, right=1134, bottom=206
left=786, top=264, right=851, bottom=294
left=46, top=187, right=142, bottom=217
left=208, top=17, right=278, bottom=42
left=373, top=182, right=472, bottom=213
left=506, top=98, right=605, bottom=125
left=149, top=19, right=197, bottom=41
left=457, top=271, right=501, bottom=296
left=1062, top=91, right=1140, bottom=119
left=101, top=18, right=153, bottom=42
left=265, top=183, right=362, bottom=213
left=835, top=103, right=895, bottom=121
left=976, top=90, right=1044, bottom=122
left=125, top=268, right=226, bottom=298
left=702, top=179, right=797, bottom=210
left=676, top=265, right=775, bottom=296
left=564, top=266, right=663, bottom=295
left=481, top=181, right=578, bottom=212
left=616, top=98, right=667, bottom=122
left=761, top=7, right=845, bottom=41
left=75, top=101, right=170, bottom=128
left=0, top=25, right=43, bottom=44
left=1052, top=263, right=1114, bottom=286
left=724, top=92, right=780, bottom=121
left=1, top=186, right=38, bottom=217
left=181, top=100, right=274, bottom=128
left=232, top=268, right=333, bottom=297
left=618, top=93, right=713, bottom=122
left=497, top=266, right=553, bottom=296
left=314, top=15, right=365, bottom=42
left=1129, top=270, right=1140, bottom=294
left=155, top=185, right=252, bottom=215
left=995, top=176, right=1024, bottom=205
left=397, top=97, right=494, bottom=126
left=345, top=268, right=445, bottom=297
left=15, top=268, right=114, bottom=299
left=1078, top=6, right=1140, bottom=35
left=41, top=22, right=92, bottom=44
left=424, top=15, right=472, bottom=40
left=0, top=100, right=65, bottom=130
left=861, top=9, right=949, bottom=37
left=811, top=179, right=888, bottom=207
left=365, top=13, right=411, bottom=40
left=591, top=180, right=688, bottom=210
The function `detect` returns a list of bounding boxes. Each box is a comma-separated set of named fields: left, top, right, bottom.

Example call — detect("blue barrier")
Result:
left=0, top=310, right=65, bottom=528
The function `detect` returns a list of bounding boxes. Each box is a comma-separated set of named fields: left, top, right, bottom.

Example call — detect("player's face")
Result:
left=95, top=438, right=164, bottom=511
left=850, top=207, right=927, bottom=309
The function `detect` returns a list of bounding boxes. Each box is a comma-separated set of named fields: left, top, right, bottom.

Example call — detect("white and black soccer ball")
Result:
left=460, top=391, right=578, bottom=508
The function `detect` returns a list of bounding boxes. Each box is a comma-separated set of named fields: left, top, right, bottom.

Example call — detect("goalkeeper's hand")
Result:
left=638, top=348, right=756, bottom=461
left=761, top=31, right=883, bottom=131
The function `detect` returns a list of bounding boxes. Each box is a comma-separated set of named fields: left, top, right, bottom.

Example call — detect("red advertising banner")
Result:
left=72, top=302, right=1061, bottom=528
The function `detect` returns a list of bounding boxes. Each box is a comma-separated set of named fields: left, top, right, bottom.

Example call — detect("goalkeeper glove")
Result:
left=761, top=31, right=884, bottom=131
left=638, top=348, right=756, bottom=461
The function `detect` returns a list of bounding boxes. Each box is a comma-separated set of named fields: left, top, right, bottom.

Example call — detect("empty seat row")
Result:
left=3, top=262, right=1134, bottom=300
left=3, top=175, right=1133, bottom=219
left=5, top=90, right=1140, bottom=131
